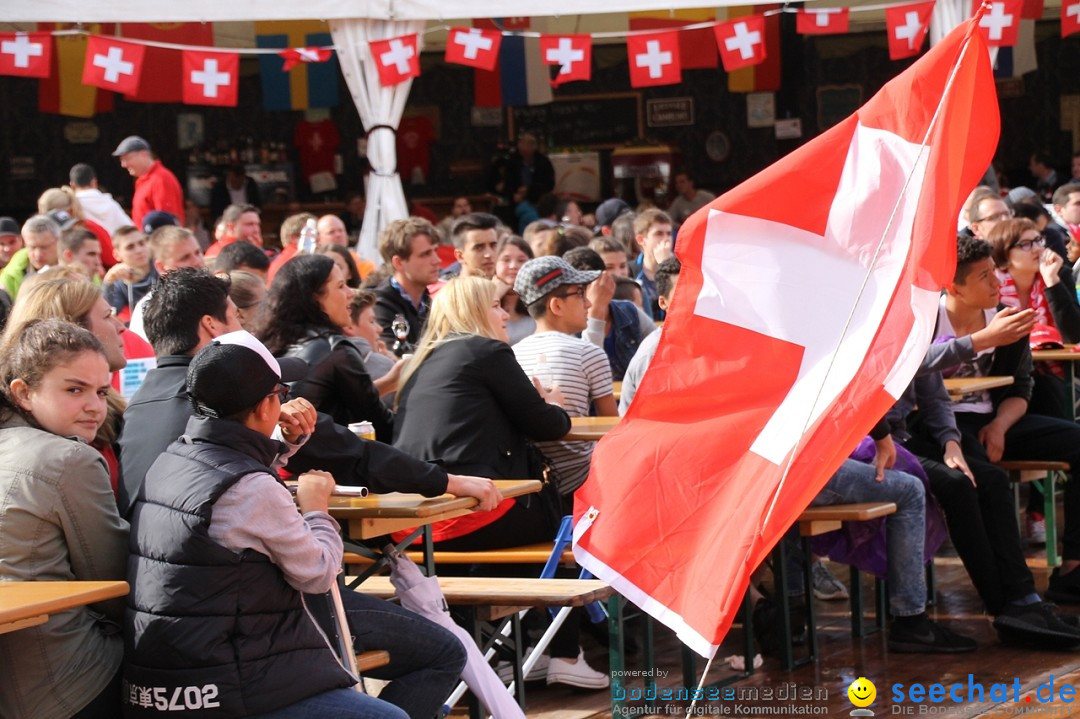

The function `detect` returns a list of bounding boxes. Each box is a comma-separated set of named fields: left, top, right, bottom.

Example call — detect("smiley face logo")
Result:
left=848, top=677, right=876, bottom=708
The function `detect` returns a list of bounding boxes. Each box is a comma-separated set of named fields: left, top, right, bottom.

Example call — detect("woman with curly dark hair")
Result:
left=318, top=243, right=362, bottom=289
left=258, top=254, right=393, bottom=440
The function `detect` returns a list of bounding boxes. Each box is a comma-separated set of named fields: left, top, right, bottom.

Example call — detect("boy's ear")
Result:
left=658, top=294, right=671, bottom=311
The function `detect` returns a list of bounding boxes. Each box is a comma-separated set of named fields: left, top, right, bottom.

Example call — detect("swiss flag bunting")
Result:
left=0, top=32, right=52, bottom=78
left=1064, top=0, right=1080, bottom=36
left=974, top=0, right=1023, bottom=45
left=279, top=47, right=333, bottom=72
left=1021, top=0, right=1045, bottom=18
left=796, top=8, right=851, bottom=34
left=445, top=27, right=501, bottom=71
left=886, top=2, right=935, bottom=60
left=627, top=31, right=681, bottom=88
left=714, top=16, right=768, bottom=72
left=370, top=34, right=420, bottom=87
left=182, top=50, right=238, bottom=107
left=539, top=35, right=592, bottom=86
left=82, top=35, right=145, bottom=95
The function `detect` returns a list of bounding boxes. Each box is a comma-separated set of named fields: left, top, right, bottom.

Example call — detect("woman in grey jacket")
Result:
left=0, top=319, right=128, bottom=719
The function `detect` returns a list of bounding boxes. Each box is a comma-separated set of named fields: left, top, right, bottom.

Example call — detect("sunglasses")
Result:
left=266, top=382, right=290, bottom=403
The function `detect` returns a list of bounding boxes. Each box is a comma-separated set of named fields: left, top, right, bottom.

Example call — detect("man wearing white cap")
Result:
left=113, top=135, right=184, bottom=228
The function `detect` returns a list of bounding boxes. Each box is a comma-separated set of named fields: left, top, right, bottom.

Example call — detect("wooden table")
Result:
left=0, top=581, right=128, bottom=635
left=943, top=375, right=1014, bottom=397
left=564, top=416, right=620, bottom=441
left=328, top=478, right=540, bottom=539
left=612, top=381, right=622, bottom=402
left=1033, top=346, right=1080, bottom=421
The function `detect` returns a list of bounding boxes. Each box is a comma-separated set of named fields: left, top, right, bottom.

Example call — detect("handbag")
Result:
left=523, top=441, right=567, bottom=533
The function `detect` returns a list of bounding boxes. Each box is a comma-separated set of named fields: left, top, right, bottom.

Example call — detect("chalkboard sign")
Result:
left=508, top=92, right=643, bottom=149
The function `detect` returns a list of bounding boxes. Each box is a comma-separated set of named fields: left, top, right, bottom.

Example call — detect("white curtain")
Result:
left=330, top=18, right=425, bottom=267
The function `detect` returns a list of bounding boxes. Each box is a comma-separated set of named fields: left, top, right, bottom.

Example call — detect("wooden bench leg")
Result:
left=609, top=595, right=625, bottom=714
left=1039, top=473, right=1061, bottom=568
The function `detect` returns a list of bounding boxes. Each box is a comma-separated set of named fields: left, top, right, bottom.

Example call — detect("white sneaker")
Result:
left=812, top=560, right=849, bottom=601
left=1028, top=513, right=1047, bottom=546
left=495, top=650, right=549, bottom=683
left=545, top=650, right=609, bottom=689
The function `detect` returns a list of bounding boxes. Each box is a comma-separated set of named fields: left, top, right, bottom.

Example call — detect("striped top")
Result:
left=512, top=331, right=614, bottom=494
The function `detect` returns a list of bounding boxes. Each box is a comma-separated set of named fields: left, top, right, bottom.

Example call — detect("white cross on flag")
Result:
left=796, top=8, right=851, bottom=34
left=279, top=47, right=334, bottom=71
left=972, top=0, right=1023, bottom=46
left=573, top=14, right=999, bottom=658
left=713, top=16, right=767, bottom=72
left=82, top=36, right=145, bottom=95
left=182, top=51, right=239, bottom=107
left=627, top=31, right=681, bottom=88
left=0, top=32, right=51, bottom=78
left=370, top=34, right=420, bottom=87
left=886, top=2, right=935, bottom=60
left=539, top=34, right=592, bottom=87
left=444, top=27, right=501, bottom=71
left=1063, top=0, right=1080, bottom=37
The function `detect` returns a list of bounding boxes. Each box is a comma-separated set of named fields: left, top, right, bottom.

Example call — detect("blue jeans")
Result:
left=810, top=458, right=927, bottom=617
left=250, top=688, right=408, bottom=719
left=341, top=589, right=466, bottom=719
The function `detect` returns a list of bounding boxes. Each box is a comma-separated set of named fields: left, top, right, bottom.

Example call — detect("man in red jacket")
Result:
left=113, top=135, right=184, bottom=228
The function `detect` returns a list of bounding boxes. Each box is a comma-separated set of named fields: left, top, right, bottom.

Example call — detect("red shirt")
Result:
left=267, top=243, right=298, bottom=284
left=203, top=234, right=238, bottom=260
left=133, top=160, right=184, bottom=227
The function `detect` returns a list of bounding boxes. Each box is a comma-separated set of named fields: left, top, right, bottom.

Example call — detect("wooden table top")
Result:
left=329, top=479, right=540, bottom=539
left=1032, top=346, right=1080, bottom=361
left=612, top=381, right=622, bottom=401
left=564, top=416, right=621, bottom=441
left=0, top=581, right=129, bottom=635
left=353, top=576, right=614, bottom=607
left=943, top=376, right=1014, bottom=396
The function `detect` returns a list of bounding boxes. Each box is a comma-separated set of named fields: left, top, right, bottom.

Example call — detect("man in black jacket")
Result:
left=373, top=218, right=441, bottom=352
left=118, top=267, right=499, bottom=517
left=932, top=236, right=1080, bottom=605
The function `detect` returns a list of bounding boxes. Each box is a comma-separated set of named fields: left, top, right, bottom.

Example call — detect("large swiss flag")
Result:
left=974, top=0, right=1023, bottom=45
left=445, top=27, right=501, bottom=71
left=370, top=34, right=420, bottom=87
left=886, top=2, right=935, bottom=60
left=573, top=13, right=1000, bottom=657
left=182, top=50, right=239, bottom=107
left=82, top=36, right=145, bottom=95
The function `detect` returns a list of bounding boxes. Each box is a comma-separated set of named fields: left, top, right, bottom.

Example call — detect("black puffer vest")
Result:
left=123, top=416, right=353, bottom=717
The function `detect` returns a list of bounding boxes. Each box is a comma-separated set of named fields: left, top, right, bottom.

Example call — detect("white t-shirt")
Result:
left=513, top=331, right=613, bottom=494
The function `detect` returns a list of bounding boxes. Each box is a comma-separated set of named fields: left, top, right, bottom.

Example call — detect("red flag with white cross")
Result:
left=886, top=2, right=935, bottom=60
left=279, top=47, right=333, bottom=72
left=796, top=8, right=850, bottom=34
left=82, top=35, right=145, bottom=94
left=0, top=32, right=51, bottom=78
left=573, top=12, right=999, bottom=657
left=182, top=50, right=239, bottom=107
left=714, top=16, right=767, bottom=72
left=445, top=27, right=501, bottom=71
left=370, top=34, right=420, bottom=87
left=539, top=34, right=592, bottom=86
left=1063, top=0, right=1080, bottom=37
left=973, top=0, right=1023, bottom=46
left=626, top=31, right=680, bottom=88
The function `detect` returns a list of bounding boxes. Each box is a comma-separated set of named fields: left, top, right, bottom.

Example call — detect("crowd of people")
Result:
left=1, top=133, right=1080, bottom=718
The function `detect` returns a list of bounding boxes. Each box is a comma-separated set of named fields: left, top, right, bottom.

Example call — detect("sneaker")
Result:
left=888, top=618, right=977, bottom=654
left=546, top=650, right=609, bottom=689
left=495, top=650, right=549, bottom=683
left=812, top=560, right=849, bottom=601
left=1028, top=512, right=1047, bottom=546
left=1046, top=568, right=1080, bottom=605
left=993, top=602, right=1080, bottom=649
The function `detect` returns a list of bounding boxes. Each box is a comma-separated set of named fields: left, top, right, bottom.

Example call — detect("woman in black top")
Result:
left=258, top=254, right=393, bottom=440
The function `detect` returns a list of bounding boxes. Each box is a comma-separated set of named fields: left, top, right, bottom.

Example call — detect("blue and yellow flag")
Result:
left=255, top=21, right=339, bottom=111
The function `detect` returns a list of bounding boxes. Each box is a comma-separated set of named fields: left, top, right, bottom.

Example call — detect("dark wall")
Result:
left=1, top=19, right=1075, bottom=222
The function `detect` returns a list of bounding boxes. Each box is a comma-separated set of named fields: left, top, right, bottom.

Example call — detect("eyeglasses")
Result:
left=973, top=209, right=1013, bottom=224
left=556, top=288, right=586, bottom=300
left=1013, top=235, right=1047, bottom=253
left=267, top=382, right=290, bottom=403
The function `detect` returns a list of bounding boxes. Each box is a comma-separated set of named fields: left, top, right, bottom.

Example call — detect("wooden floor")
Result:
left=450, top=548, right=1080, bottom=719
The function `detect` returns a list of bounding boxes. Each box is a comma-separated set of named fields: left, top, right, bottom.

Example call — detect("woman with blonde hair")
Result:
left=37, top=186, right=116, bottom=268
left=392, top=277, right=609, bottom=688
left=4, top=277, right=129, bottom=491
